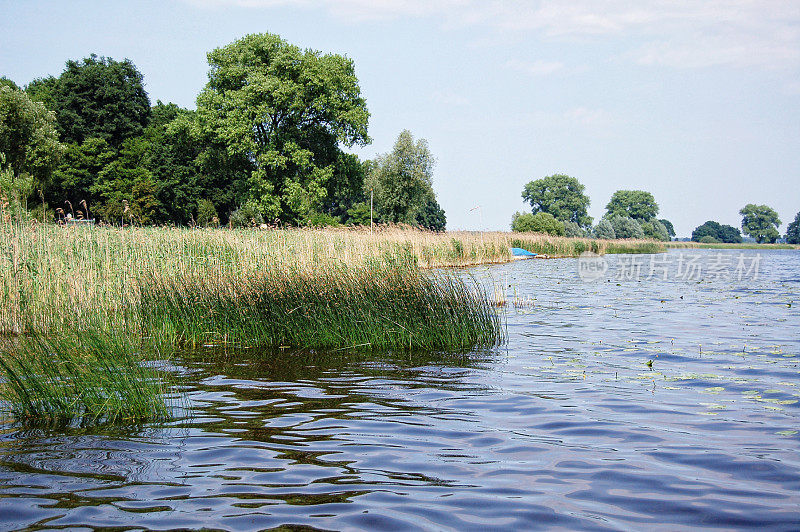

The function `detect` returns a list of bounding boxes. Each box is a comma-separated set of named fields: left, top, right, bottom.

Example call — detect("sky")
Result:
left=1, top=0, right=798, bottom=236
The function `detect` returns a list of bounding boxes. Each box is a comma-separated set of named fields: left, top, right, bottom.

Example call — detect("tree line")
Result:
left=512, top=174, right=798, bottom=244
left=0, top=33, right=445, bottom=230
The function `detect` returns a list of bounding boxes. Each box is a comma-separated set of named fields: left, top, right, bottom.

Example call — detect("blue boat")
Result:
left=511, top=247, right=539, bottom=258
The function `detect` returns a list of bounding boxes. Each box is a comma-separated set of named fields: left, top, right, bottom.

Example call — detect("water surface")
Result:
left=1, top=249, right=799, bottom=530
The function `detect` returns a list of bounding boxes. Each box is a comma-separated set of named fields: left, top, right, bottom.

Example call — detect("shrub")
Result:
left=511, top=211, right=565, bottom=235
left=592, top=219, right=616, bottom=239
left=564, top=221, right=587, bottom=238
left=640, top=219, right=669, bottom=241
left=699, top=235, right=720, bottom=243
left=196, top=199, right=219, bottom=227
left=229, top=201, right=265, bottom=228
left=607, top=214, right=644, bottom=239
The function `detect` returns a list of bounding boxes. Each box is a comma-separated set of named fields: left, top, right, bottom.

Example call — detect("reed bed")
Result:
left=0, top=331, right=169, bottom=425
left=0, top=221, right=661, bottom=424
left=141, top=260, right=502, bottom=352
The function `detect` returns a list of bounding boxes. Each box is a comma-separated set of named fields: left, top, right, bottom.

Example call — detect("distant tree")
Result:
left=366, top=130, right=445, bottom=229
left=521, top=174, right=592, bottom=228
left=197, top=33, right=370, bottom=224
left=691, top=221, right=742, bottom=243
left=740, top=204, right=781, bottom=244
left=592, top=218, right=616, bottom=239
left=563, top=220, right=588, bottom=237
left=659, top=218, right=675, bottom=238
left=640, top=219, right=670, bottom=241
left=607, top=214, right=645, bottom=239
left=786, top=212, right=800, bottom=245
left=606, top=190, right=659, bottom=221
left=511, top=211, right=565, bottom=235
left=46, top=55, right=151, bottom=147
left=0, top=85, right=62, bottom=191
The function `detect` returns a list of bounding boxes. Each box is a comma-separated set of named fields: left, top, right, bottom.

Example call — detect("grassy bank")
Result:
left=666, top=241, right=800, bottom=250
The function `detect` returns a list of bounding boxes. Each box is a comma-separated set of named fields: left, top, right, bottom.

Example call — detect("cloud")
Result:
left=504, top=59, right=564, bottom=76
left=183, top=0, right=800, bottom=70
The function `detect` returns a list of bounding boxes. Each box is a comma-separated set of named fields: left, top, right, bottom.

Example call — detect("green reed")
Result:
left=140, top=259, right=503, bottom=352
left=0, top=330, right=169, bottom=426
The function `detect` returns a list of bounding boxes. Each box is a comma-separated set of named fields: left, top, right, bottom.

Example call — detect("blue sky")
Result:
left=1, top=0, right=798, bottom=235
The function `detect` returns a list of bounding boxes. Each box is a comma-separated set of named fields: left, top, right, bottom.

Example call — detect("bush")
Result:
left=640, top=220, right=669, bottom=241
left=699, top=235, right=720, bottom=243
left=229, top=201, right=265, bottom=228
left=196, top=199, right=219, bottom=227
left=592, top=218, right=616, bottom=239
left=305, top=211, right=340, bottom=228
left=607, top=214, right=644, bottom=239
left=511, top=211, right=565, bottom=235
left=563, top=221, right=587, bottom=238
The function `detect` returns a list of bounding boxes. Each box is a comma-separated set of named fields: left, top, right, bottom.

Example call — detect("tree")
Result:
left=606, top=190, right=659, bottom=221
left=46, top=55, right=151, bottom=147
left=521, top=174, right=592, bottom=228
left=786, top=212, right=800, bottom=245
left=366, top=130, right=445, bottom=229
left=592, top=218, right=616, bottom=239
left=0, top=85, right=62, bottom=191
left=606, top=214, right=645, bottom=239
left=563, top=221, right=587, bottom=237
left=320, top=152, right=368, bottom=222
left=511, top=211, right=565, bottom=235
left=691, top=221, right=742, bottom=243
left=659, top=218, right=675, bottom=239
left=640, top=219, right=670, bottom=241
left=740, top=204, right=781, bottom=243
left=196, top=33, right=370, bottom=224
left=416, top=194, right=446, bottom=232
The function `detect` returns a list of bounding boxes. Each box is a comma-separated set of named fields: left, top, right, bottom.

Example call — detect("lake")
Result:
left=1, top=249, right=798, bottom=530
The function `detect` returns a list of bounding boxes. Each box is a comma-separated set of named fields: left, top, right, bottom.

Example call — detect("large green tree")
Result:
left=39, top=55, right=151, bottom=148
left=366, top=130, right=446, bottom=230
left=197, top=33, right=370, bottom=224
left=786, top=212, right=800, bottom=245
left=0, top=85, right=62, bottom=189
left=740, top=204, right=781, bottom=243
left=691, top=221, right=742, bottom=243
left=606, top=190, right=659, bottom=221
left=521, top=174, right=591, bottom=228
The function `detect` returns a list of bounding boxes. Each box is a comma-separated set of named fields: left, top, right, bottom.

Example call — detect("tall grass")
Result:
left=0, top=331, right=169, bottom=425
left=141, top=260, right=502, bottom=352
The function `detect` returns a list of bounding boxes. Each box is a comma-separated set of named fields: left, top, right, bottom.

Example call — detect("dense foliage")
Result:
left=366, top=130, right=446, bottom=231
left=0, top=34, right=445, bottom=229
left=511, top=211, right=565, bottom=235
left=606, top=190, right=659, bottom=221
left=786, top=212, right=800, bottom=244
left=521, top=174, right=592, bottom=228
left=740, top=204, right=781, bottom=244
left=691, top=220, right=742, bottom=243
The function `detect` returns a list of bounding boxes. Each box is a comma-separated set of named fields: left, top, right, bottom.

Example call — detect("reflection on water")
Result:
left=1, top=250, right=799, bottom=530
